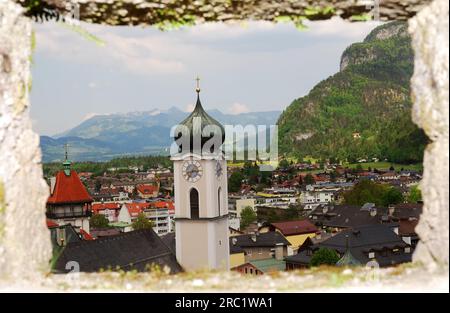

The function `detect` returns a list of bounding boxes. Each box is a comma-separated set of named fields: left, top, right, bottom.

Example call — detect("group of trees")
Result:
left=343, top=179, right=404, bottom=207
left=43, top=155, right=172, bottom=178
left=228, top=161, right=273, bottom=193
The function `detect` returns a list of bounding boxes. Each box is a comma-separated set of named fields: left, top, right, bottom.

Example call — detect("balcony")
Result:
left=46, top=210, right=92, bottom=219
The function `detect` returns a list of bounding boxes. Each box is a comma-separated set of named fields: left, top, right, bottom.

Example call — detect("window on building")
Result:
left=190, top=188, right=199, bottom=219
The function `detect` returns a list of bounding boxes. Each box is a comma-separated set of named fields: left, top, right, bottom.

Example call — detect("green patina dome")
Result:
left=174, top=91, right=225, bottom=154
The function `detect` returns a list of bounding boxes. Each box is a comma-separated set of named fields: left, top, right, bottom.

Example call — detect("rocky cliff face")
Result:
left=340, top=22, right=409, bottom=71
left=277, top=22, right=427, bottom=163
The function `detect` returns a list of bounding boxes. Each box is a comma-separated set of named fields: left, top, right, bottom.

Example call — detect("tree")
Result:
left=228, top=171, right=244, bottom=193
left=283, top=205, right=301, bottom=220
left=343, top=180, right=404, bottom=207
left=278, top=159, right=289, bottom=169
left=330, top=171, right=337, bottom=182
left=240, top=206, right=257, bottom=229
left=407, top=185, right=422, bottom=203
left=309, top=248, right=340, bottom=267
left=90, top=213, right=109, bottom=228
left=304, top=173, right=315, bottom=185
left=94, top=179, right=102, bottom=192
left=132, top=213, right=153, bottom=230
left=382, top=187, right=404, bottom=206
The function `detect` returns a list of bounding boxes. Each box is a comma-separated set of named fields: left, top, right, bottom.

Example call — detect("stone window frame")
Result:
left=0, top=0, right=448, bottom=291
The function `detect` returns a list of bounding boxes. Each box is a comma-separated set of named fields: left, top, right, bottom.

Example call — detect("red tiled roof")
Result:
left=92, top=203, right=121, bottom=214
left=271, top=220, right=318, bottom=236
left=47, top=170, right=93, bottom=204
left=125, top=203, right=149, bottom=217
left=136, top=184, right=158, bottom=195
left=152, top=201, right=175, bottom=214
left=46, top=219, right=59, bottom=228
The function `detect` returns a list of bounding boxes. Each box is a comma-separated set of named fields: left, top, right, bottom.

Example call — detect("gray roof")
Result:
left=54, top=229, right=182, bottom=274
left=310, top=204, right=394, bottom=228
left=230, top=231, right=290, bottom=248
left=286, top=224, right=411, bottom=267
left=160, top=232, right=176, bottom=254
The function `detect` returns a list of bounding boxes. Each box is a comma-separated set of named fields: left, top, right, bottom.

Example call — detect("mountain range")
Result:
left=41, top=107, right=281, bottom=162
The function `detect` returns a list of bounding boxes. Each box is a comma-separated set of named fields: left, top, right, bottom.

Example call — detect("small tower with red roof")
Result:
left=46, top=149, right=93, bottom=234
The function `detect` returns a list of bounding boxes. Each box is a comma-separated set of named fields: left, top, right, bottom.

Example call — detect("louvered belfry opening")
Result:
left=190, top=188, right=200, bottom=219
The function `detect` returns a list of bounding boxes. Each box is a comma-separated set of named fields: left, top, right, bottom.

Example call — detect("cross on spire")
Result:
left=195, top=76, right=201, bottom=94
left=64, top=143, right=70, bottom=161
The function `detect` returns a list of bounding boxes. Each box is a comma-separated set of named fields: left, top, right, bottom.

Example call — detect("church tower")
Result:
left=171, top=79, right=229, bottom=271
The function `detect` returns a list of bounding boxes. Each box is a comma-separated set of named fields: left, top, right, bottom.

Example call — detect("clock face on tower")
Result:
left=182, top=160, right=203, bottom=182
left=215, top=160, right=223, bottom=178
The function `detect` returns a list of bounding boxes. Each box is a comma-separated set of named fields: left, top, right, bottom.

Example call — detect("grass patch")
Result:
left=344, top=162, right=422, bottom=171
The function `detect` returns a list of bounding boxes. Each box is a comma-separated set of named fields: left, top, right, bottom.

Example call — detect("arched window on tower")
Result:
left=218, top=187, right=222, bottom=216
left=190, top=188, right=199, bottom=219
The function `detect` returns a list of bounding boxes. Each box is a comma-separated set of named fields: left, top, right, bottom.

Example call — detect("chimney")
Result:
left=275, top=244, right=283, bottom=260
left=388, top=205, right=395, bottom=216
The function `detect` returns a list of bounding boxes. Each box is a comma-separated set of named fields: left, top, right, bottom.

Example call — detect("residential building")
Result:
left=117, top=202, right=148, bottom=224
left=144, top=206, right=171, bottom=236
left=53, top=229, right=182, bottom=274
left=285, top=224, right=412, bottom=270
left=309, top=204, right=398, bottom=232
left=300, top=184, right=341, bottom=210
left=136, top=184, right=159, bottom=199
left=229, top=242, right=246, bottom=268
left=270, top=220, right=318, bottom=253
left=229, top=232, right=290, bottom=262
left=233, top=258, right=286, bottom=275
left=91, top=202, right=121, bottom=222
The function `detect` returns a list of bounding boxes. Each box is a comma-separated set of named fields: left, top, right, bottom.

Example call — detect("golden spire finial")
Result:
left=195, top=76, right=201, bottom=94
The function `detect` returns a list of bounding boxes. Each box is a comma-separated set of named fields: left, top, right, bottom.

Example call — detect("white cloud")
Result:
left=35, top=22, right=186, bottom=75
left=306, top=17, right=383, bottom=39
left=185, top=21, right=276, bottom=40
left=229, top=103, right=250, bottom=115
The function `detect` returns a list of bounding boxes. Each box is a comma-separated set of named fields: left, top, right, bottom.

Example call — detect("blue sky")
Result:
left=30, top=18, right=381, bottom=136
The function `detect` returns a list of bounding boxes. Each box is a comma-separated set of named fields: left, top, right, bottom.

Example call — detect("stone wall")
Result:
left=18, top=0, right=432, bottom=25
left=409, top=0, right=449, bottom=268
left=0, top=0, right=52, bottom=280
